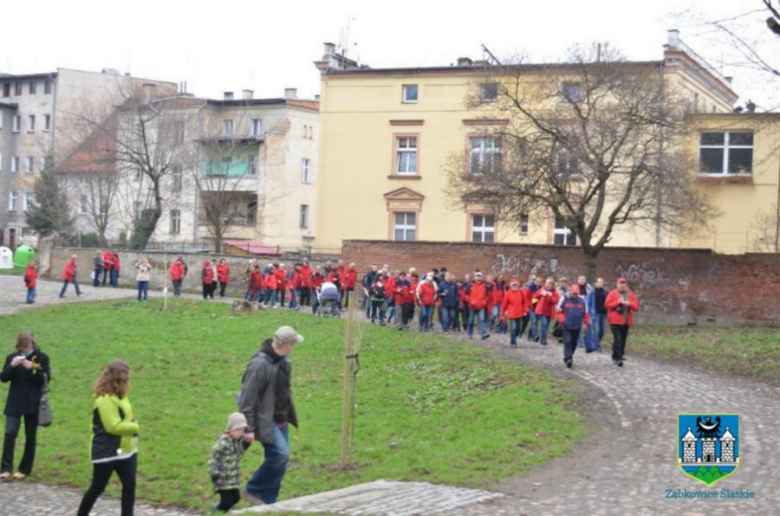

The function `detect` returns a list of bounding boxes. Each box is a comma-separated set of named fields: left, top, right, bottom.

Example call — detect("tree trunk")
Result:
left=582, top=249, right=598, bottom=284
left=130, top=208, right=161, bottom=250
left=214, top=235, right=222, bottom=254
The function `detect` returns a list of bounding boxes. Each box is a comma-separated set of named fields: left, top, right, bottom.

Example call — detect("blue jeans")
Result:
left=441, top=306, right=457, bottom=331
left=264, top=289, right=278, bottom=307
left=509, top=317, right=524, bottom=346
left=527, top=311, right=538, bottom=340
left=59, top=279, right=81, bottom=297
left=488, top=305, right=500, bottom=330
left=593, top=313, right=607, bottom=347
left=467, top=308, right=487, bottom=338
left=110, top=270, right=119, bottom=287
left=246, top=424, right=289, bottom=504
left=539, top=315, right=551, bottom=344
left=93, top=268, right=102, bottom=287
left=419, top=305, right=433, bottom=330
left=137, top=281, right=149, bottom=301
left=173, top=280, right=183, bottom=297
left=289, top=289, right=299, bottom=309
left=26, top=287, right=36, bottom=304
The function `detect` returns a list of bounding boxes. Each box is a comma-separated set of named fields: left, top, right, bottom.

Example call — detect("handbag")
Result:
left=38, top=373, right=53, bottom=427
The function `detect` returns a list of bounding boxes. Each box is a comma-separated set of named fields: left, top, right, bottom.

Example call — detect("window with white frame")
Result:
left=11, top=156, right=20, bottom=173
left=471, top=214, right=495, bottom=243
left=13, top=116, right=20, bottom=132
left=174, top=122, right=185, bottom=144
left=469, top=137, right=501, bottom=174
left=25, top=156, right=34, bottom=173
left=395, top=136, right=418, bottom=175
left=222, top=119, right=233, bottom=137
left=28, top=115, right=35, bottom=132
left=44, top=114, right=51, bottom=131
left=301, top=158, right=311, bottom=183
left=394, top=212, right=416, bottom=241
left=555, top=146, right=579, bottom=177
left=249, top=155, right=258, bottom=175
left=699, top=132, right=753, bottom=175
left=170, top=209, right=181, bottom=234
left=172, top=165, right=183, bottom=192
left=79, top=195, right=88, bottom=214
left=519, top=213, right=529, bottom=235
left=252, top=118, right=263, bottom=137
left=29, top=82, right=37, bottom=95
left=554, top=216, right=576, bottom=246
left=14, top=83, right=22, bottom=96
left=303, top=125, right=309, bottom=138
left=481, top=83, right=498, bottom=102
left=300, top=204, right=309, bottom=229
left=9, top=191, right=18, bottom=211
left=2, top=83, right=9, bottom=97
left=40, top=156, right=47, bottom=171
left=44, top=81, right=53, bottom=94
left=402, top=84, right=418, bottom=103
left=562, top=82, right=582, bottom=102
left=24, top=191, right=33, bottom=211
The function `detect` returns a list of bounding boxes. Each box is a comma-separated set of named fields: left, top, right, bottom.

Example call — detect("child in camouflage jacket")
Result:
left=208, top=413, right=250, bottom=512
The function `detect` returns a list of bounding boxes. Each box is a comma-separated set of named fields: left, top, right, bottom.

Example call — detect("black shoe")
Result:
left=510, top=343, right=517, bottom=348
left=481, top=334, right=490, bottom=340
left=565, top=359, right=573, bottom=368
left=618, top=361, right=624, bottom=367
left=540, top=341, right=547, bottom=346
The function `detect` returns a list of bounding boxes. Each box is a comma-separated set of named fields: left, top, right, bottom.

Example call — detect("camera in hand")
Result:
left=616, top=304, right=626, bottom=315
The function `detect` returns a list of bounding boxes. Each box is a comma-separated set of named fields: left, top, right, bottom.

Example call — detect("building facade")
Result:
left=0, top=68, right=176, bottom=249
left=314, top=32, right=758, bottom=253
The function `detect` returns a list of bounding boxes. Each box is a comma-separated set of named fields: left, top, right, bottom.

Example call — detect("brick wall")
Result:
left=343, top=240, right=780, bottom=326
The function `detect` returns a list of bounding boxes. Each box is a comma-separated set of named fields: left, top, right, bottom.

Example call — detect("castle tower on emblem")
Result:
left=720, top=427, right=735, bottom=462
left=682, top=427, right=697, bottom=463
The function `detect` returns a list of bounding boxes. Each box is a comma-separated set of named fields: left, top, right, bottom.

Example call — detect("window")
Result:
left=303, top=125, right=309, bottom=138
left=134, top=167, right=143, bottom=181
left=24, top=191, right=33, bottom=211
left=471, top=214, right=495, bottom=243
left=481, top=83, right=498, bottom=102
left=2, top=83, right=9, bottom=97
left=28, top=115, right=35, bottom=132
left=301, top=158, right=311, bottom=183
left=170, top=209, right=181, bottom=234
left=299, top=204, right=309, bottom=229
left=519, top=214, right=529, bottom=235
left=554, top=217, right=576, bottom=246
left=395, top=136, right=418, bottom=175
left=249, top=155, right=258, bottom=175
left=79, top=195, right=88, bottom=214
left=555, top=146, right=579, bottom=177
left=563, top=82, right=582, bottom=102
left=252, top=118, right=263, bottom=137
left=29, top=82, right=37, bottom=94
left=9, top=191, right=18, bottom=211
left=174, top=122, right=185, bottom=144
left=470, top=137, right=501, bottom=174
left=172, top=165, right=183, bottom=192
left=14, top=83, right=22, bottom=96
left=26, top=156, right=34, bottom=173
left=44, top=114, right=51, bottom=131
left=222, top=119, right=233, bottom=137
left=393, top=212, right=416, bottom=241
left=40, top=157, right=47, bottom=171
left=11, top=156, right=20, bottom=173
left=13, top=116, right=20, bottom=132
left=699, top=132, right=753, bottom=175
left=402, top=84, right=418, bottom=103
left=308, top=126, right=314, bottom=139
left=247, top=200, right=257, bottom=224
left=44, top=81, right=53, bottom=94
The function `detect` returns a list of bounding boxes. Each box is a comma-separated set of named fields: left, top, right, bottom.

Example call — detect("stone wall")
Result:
left=342, top=240, right=780, bottom=326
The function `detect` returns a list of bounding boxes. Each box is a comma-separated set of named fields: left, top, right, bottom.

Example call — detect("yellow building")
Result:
left=314, top=31, right=767, bottom=253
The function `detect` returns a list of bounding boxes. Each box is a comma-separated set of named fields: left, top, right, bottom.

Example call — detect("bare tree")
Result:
left=751, top=203, right=780, bottom=252
left=445, top=44, right=716, bottom=280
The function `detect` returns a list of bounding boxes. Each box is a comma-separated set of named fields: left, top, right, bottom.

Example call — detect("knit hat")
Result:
left=226, top=412, right=248, bottom=432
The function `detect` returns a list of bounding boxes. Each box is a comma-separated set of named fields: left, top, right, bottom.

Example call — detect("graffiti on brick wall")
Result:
left=492, top=254, right=579, bottom=280
left=613, top=258, right=668, bottom=290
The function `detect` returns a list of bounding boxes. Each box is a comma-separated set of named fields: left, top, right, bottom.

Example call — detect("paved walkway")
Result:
left=1, top=276, right=778, bottom=515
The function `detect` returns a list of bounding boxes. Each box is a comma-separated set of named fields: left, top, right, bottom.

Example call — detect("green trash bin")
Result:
left=13, top=245, right=35, bottom=268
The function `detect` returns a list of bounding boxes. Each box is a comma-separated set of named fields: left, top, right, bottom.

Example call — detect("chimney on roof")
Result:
left=224, top=91, right=234, bottom=101
left=457, top=57, right=473, bottom=67
left=242, top=89, right=253, bottom=100
left=284, top=88, right=298, bottom=99
left=314, top=94, right=321, bottom=101
left=667, top=29, right=681, bottom=50
left=142, top=83, right=156, bottom=102
left=323, top=42, right=336, bottom=57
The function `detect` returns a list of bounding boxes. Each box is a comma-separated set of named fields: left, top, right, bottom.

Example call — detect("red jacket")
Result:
left=342, top=268, right=357, bottom=289
left=275, top=268, right=286, bottom=289
left=604, top=289, right=640, bottom=326
left=170, top=261, right=185, bottom=281
left=202, top=263, right=215, bottom=285
left=489, top=282, right=505, bottom=310
left=407, top=278, right=419, bottom=304
left=533, top=288, right=560, bottom=317
left=459, top=282, right=469, bottom=306
left=25, top=266, right=38, bottom=289
left=501, top=289, right=528, bottom=320
left=102, top=251, right=112, bottom=270
left=289, top=271, right=302, bottom=290
left=217, top=263, right=230, bottom=283
left=467, top=281, right=489, bottom=310
left=417, top=282, right=436, bottom=306
left=249, top=270, right=263, bottom=294
left=112, top=255, right=121, bottom=271
left=62, top=259, right=77, bottom=281
left=385, top=276, right=397, bottom=298
left=310, top=273, right=323, bottom=290
left=300, top=265, right=312, bottom=287
left=265, top=272, right=278, bottom=290
left=393, top=279, right=409, bottom=304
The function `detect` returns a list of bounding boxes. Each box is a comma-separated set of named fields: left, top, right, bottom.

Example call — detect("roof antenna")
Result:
left=481, top=44, right=502, bottom=65
left=339, top=17, right=358, bottom=60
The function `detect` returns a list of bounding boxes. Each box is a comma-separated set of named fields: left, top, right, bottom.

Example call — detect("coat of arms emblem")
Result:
left=678, top=413, right=740, bottom=486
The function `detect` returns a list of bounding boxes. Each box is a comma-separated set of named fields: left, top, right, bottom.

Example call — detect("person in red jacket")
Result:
left=24, top=261, right=39, bottom=304
left=604, top=277, right=640, bottom=367
left=202, top=260, right=216, bottom=300
left=341, top=263, right=358, bottom=308
left=169, top=257, right=186, bottom=297
left=533, top=278, right=560, bottom=345
left=466, top=272, right=490, bottom=340
left=59, top=254, right=82, bottom=298
left=217, top=259, right=230, bottom=298
left=416, top=273, right=437, bottom=331
left=501, top=278, right=529, bottom=348
left=299, top=260, right=313, bottom=307
left=288, top=264, right=302, bottom=310
left=275, top=264, right=287, bottom=307
left=487, top=274, right=506, bottom=333
left=102, top=250, right=112, bottom=287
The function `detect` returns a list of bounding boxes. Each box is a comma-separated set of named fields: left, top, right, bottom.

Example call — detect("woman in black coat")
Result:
left=1, top=331, right=51, bottom=480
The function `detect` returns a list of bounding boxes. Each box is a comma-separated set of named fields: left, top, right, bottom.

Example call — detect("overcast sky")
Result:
left=2, top=0, right=775, bottom=109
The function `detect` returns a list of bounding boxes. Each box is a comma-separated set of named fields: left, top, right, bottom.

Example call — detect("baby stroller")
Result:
left=316, top=288, right=341, bottom=318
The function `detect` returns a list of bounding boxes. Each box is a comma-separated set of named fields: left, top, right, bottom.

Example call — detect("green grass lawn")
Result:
left=627, top=326, right=780, bottom=384
left=0, top=300, right=586, bottom=512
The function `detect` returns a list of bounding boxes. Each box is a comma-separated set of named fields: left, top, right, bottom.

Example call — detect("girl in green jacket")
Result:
left=77, top=361, right=139, bottom=516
